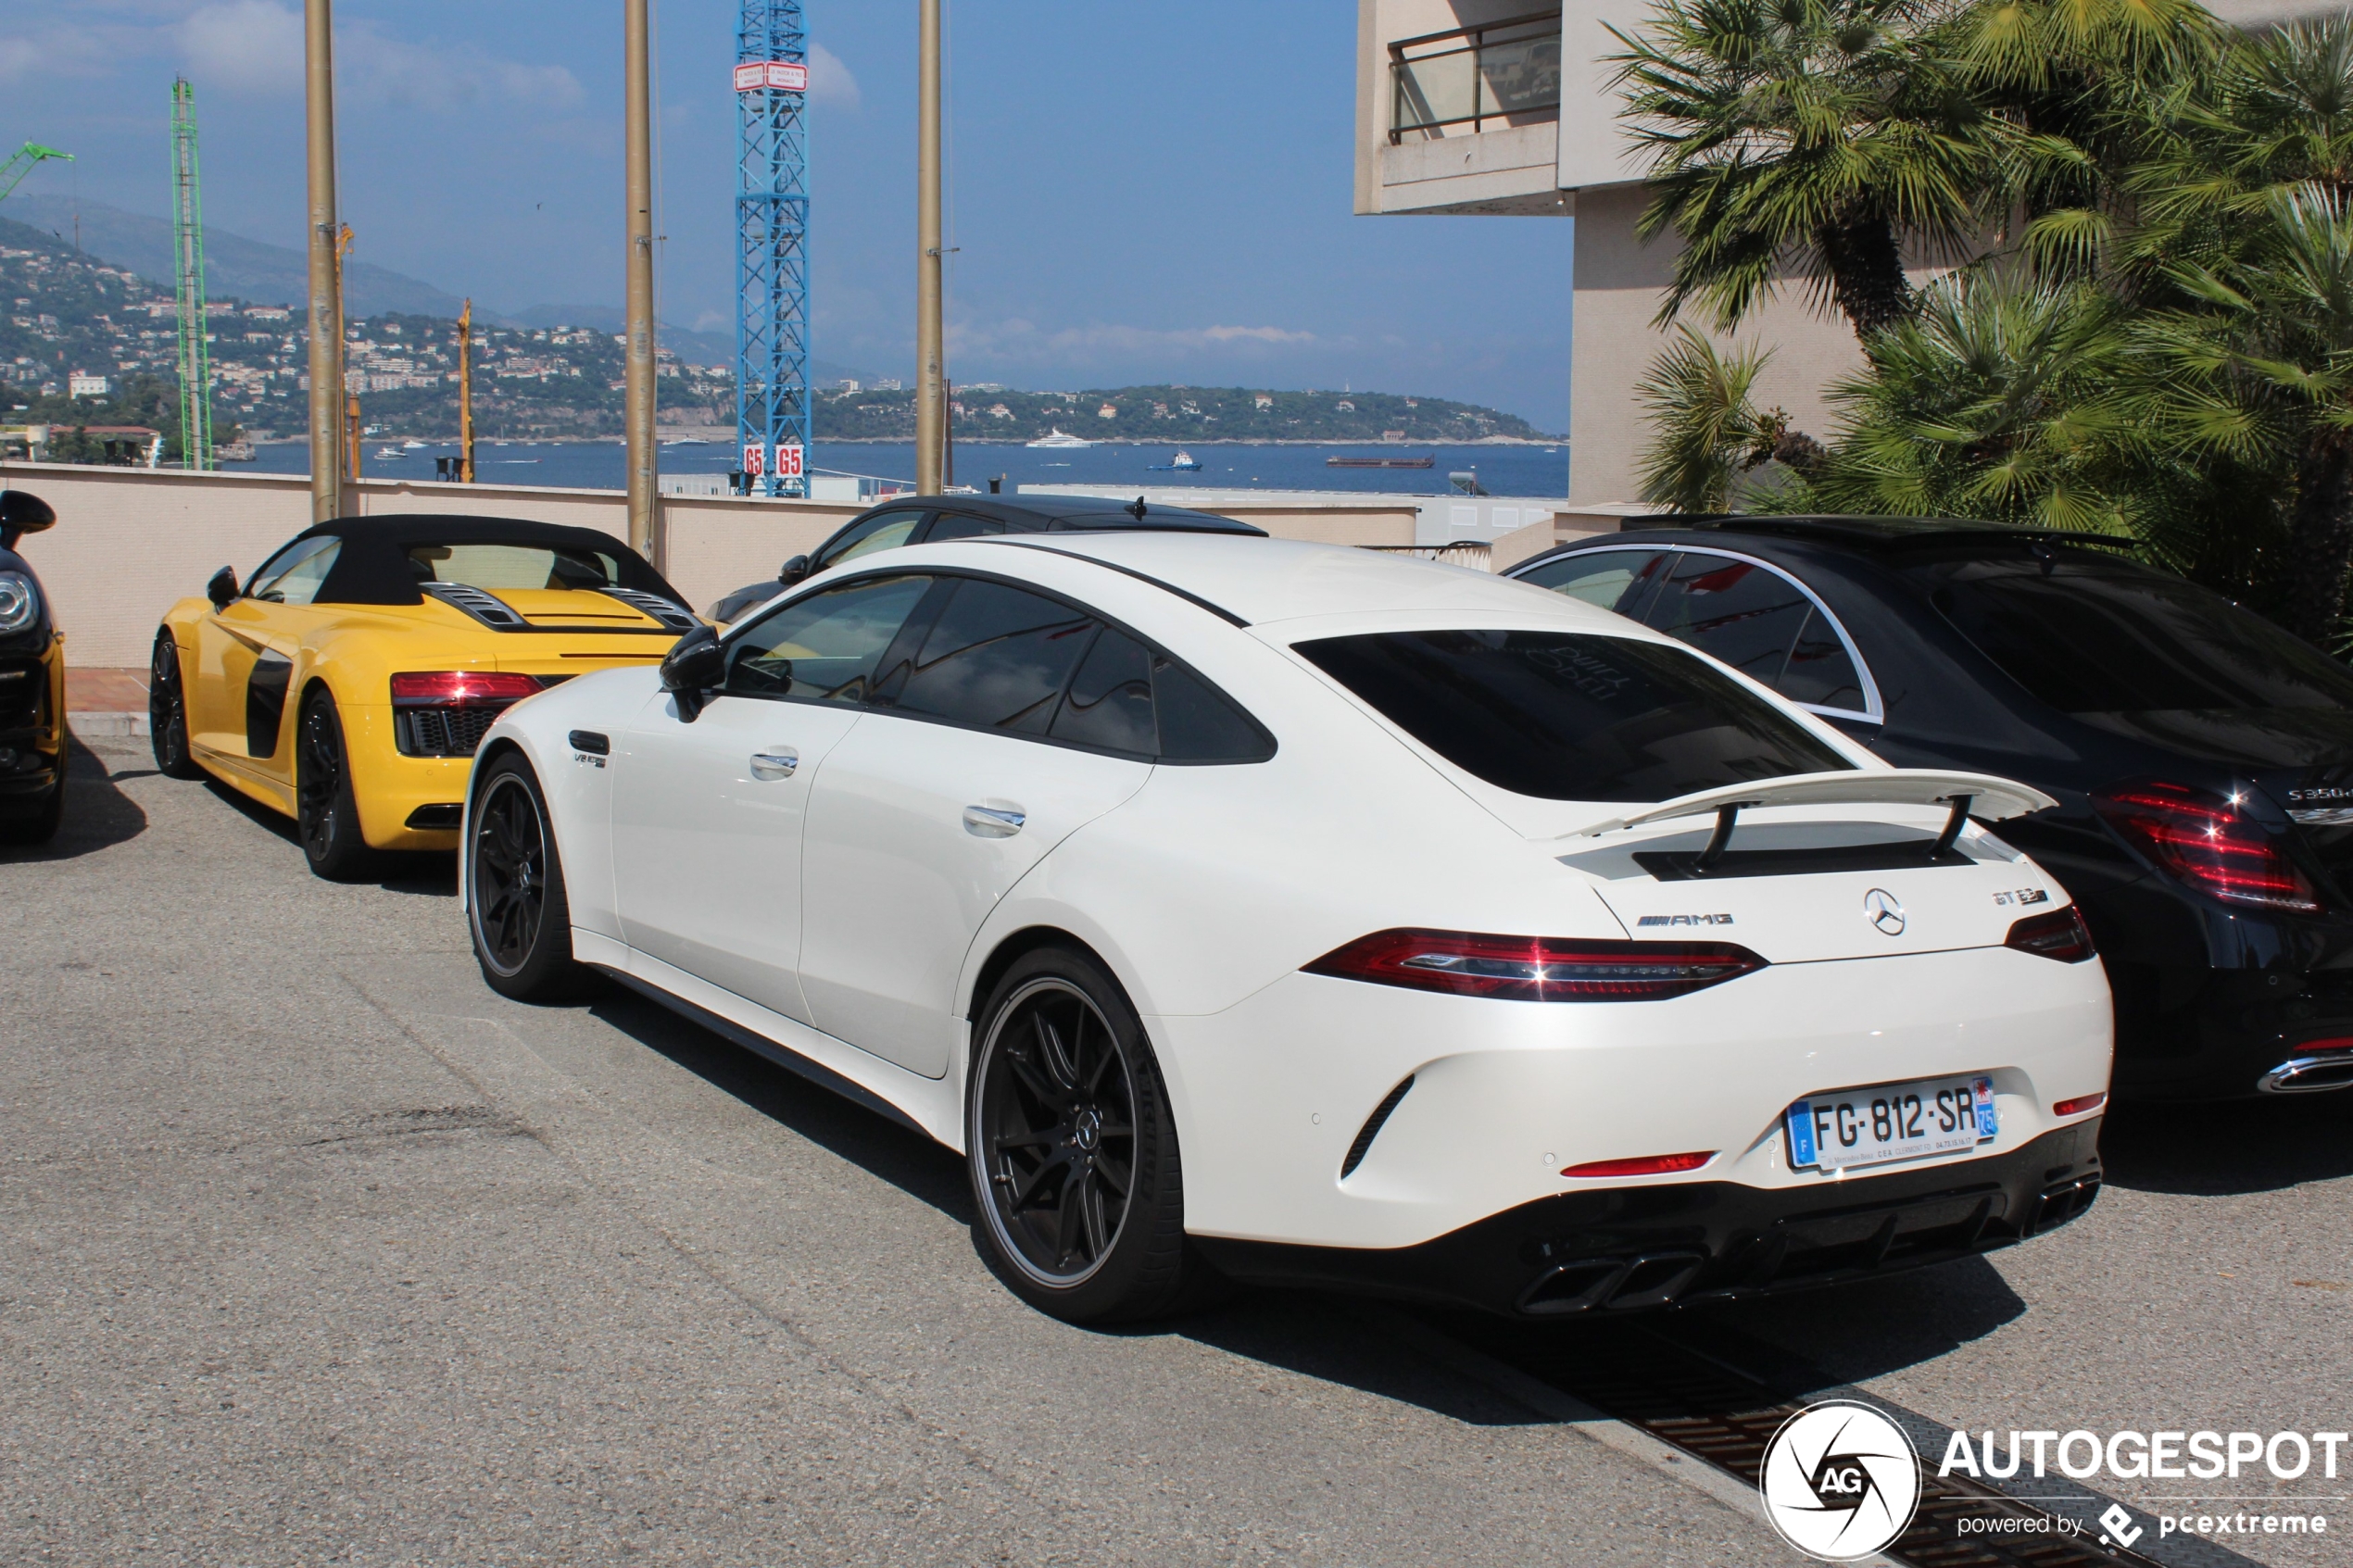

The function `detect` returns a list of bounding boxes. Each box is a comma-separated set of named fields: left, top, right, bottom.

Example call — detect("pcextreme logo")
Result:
left=1759, top=1400, right=1921, bottom=1562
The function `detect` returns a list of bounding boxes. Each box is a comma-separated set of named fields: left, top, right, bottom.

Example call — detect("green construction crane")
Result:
left=0, top=143, right=72, bottom=205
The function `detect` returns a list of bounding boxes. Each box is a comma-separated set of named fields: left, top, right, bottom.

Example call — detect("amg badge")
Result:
left=1638, top=912, right=1735, bottom=927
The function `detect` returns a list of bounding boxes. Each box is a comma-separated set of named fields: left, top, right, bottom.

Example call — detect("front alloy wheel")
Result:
left=467, top=755, right=593, bottom=1001
left=149, top=629, right=202, bottom=780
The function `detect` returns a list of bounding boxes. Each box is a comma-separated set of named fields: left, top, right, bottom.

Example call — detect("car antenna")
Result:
left=1126, top=495, right=1148, bottom=521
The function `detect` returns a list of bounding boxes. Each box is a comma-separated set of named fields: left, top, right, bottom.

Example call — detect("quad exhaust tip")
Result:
left=2258, top=1052, right=2353, bottom=1094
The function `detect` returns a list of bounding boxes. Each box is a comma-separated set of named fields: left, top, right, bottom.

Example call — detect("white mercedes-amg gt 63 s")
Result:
left=462, top=529, right=2112, bottom=1323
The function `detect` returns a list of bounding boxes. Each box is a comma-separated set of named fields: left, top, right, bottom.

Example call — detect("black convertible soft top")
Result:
left=295, top=514, right=684, bottom=606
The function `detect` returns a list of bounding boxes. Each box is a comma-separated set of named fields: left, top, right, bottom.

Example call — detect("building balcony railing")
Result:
left=1389, top=8, right=1563, bottom=144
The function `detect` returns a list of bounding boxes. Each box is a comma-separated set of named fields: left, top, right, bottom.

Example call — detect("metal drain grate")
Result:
left=1463, top=1321, right=2178, bottom=1568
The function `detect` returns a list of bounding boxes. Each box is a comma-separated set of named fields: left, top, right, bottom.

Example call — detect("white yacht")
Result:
left=1026, top=428, right=1093, bottom=449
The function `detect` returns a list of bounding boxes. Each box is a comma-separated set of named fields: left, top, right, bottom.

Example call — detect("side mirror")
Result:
left=0, top=489, right=55, bottom=551
left=660, top=624, right=726, bottom=721
left=206, top=565, right=240, bottom=610
left=778, top=554, right=812, bottom=587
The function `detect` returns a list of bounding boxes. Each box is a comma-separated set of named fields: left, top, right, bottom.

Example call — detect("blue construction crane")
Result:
left=735, top=1, right=812, bottom=497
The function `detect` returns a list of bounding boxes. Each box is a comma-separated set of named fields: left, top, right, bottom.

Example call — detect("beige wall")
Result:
left=1568, top=183, right=1871, bottom=505
left=0, top=463, right=1428, bottom=668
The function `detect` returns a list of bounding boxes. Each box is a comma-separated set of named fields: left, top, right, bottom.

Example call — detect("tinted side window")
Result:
left=814, top=509, right=926, bottom=571
left=725, top=573, right=933, bottom=703
left=1296, top=629, right=1849, bottom=802
left=892, top=579, right=1094, bottom=733
left=1517, top=549, right=1670, bottom=616
left=1051, top=629, right=1157, bottom=754
left=1641, top=555, right=1815, bottom=689
left=1919, top=560, right=2353, bottom=713
left=1152, top=658, right=1273, bottom=762
left=1780, top=608, right=1868, bottom=712
left=924, top=512, right=1006, bottom=544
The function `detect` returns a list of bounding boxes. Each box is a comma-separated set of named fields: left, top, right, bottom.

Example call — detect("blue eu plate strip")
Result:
left=1785, top=1100, right=1817, bottom=1168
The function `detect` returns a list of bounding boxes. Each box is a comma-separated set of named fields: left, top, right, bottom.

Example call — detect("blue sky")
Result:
left=5, top=2, right=1576, bottom=428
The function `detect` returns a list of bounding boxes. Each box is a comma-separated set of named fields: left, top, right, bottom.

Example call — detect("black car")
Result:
left=706, top=494, right=1267, bottom=622
left=0, top=488, right=64, bottom=845
left=1508, top=514, right=2353, bottom=1100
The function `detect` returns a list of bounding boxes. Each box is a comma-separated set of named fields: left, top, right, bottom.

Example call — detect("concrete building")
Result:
left=1353, top=0, right=2341, bottom=508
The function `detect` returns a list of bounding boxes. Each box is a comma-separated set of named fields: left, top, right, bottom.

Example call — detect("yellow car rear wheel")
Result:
left=296, top=688, right=382, bottom=883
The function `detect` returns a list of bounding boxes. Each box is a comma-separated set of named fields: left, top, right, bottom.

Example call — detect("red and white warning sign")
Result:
left=733, top=61, right=809, bottom=93
left=774, top=443, right=804, bottom=479
left=741, top=442, right=766, bottom=477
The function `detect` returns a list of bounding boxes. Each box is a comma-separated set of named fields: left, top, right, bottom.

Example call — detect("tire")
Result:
left=967, top=945, right=1191, bottom=1323
left=149, top=629, right=204, bottom=780
left=0, top=770, right=63, bottom=846
left=295, top=687, right=380, bottom=882
left=467, top=753, right=595, bottom=1001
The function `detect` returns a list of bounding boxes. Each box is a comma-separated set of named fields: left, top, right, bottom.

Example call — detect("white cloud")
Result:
left=175, top=1, right=582, bottom=111
left=950, top=318, right=1318, bottom=364
left=807, top=43, right=859, bottom=109
left=0, top=22, right=123, bottom=84
left=178, top=0, right=302, bottom=93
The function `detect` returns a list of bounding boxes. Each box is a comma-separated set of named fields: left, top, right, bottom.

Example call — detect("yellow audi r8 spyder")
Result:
left=150, top=514, right=696, bottom=879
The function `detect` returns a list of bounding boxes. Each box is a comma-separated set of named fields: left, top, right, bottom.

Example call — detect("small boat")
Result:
left=664, top=435, right=711, bottom=445
left=372, top=446, right=402, bottom=461
left=1148, top=448, right=1202, bottom=471
left=401, top=438, right=429, bottom=450
left=1026, top=427, right=1093, bottom=449
left=217, top=439, right=257, bottom=463
left=1327, top=455, right=1435, bottom=469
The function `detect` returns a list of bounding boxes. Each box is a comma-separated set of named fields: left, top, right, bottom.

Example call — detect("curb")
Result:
left=70, top=711, right=151, bottom=739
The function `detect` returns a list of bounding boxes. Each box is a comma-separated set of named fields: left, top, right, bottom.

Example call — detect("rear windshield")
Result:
left=1917, top=560, right=2353, bottom=714
left=1295, top=629, right=1851, bottom=801
left=409, top=543, right=628, bottom=593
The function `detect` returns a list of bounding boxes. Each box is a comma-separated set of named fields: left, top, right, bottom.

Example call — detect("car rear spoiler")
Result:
left=1564, top=770, right=2057, bottom=869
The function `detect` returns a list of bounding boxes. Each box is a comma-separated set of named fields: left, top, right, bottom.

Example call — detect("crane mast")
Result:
left=735, top=0, right=812, bottom=497
left=170, top=81, right=214, bottom=471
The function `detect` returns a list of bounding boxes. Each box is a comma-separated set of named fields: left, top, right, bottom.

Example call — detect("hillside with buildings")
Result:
left=823, top=383, right=1555, bottom=444
left=0, top=214, right=1554, bottom=458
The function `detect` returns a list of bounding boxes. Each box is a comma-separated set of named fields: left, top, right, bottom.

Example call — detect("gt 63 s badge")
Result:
left=1759, top=1399, right=1921, bottom=1561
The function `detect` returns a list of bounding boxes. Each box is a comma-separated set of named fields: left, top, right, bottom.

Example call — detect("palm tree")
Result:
left=1802, top=270, right=2147, bottom=526
left=1632, top=328, right=1778, bottom=511
left=2125, top=16, right=2353, bottom=279
left=1610, top=0, right=2005, bottom=340
left=2133, top=182, right=2353, bottom=642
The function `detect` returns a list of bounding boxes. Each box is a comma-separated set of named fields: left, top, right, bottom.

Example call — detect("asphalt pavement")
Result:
left=4, top=735, right=2348, bottom=1567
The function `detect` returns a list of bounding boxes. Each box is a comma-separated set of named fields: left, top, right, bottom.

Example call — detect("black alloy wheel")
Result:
left=0, top=767, right=62, bottom=847
left=968, top=947, right=1191, bottom=1322
left=295, top=689, right=378, bottom=881
left=148, top=628, right=203, bottom=780
left=468, top=754, right=593, bottom=1001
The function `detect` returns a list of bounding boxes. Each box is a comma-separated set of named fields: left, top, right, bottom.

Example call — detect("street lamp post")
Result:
left=303, top=0, right=343, bottom=522
left=623, top=0, right=661, bottom=563
left=915, top=0, right=944, bottom=495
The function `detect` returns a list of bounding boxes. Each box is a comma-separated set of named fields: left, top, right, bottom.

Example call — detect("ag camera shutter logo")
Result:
left=1760, top=1399, right=1922, bottom=1561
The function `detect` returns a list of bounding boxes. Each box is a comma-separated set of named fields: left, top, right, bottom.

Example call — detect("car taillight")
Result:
left=2052, top=1093, right=2107, bottom=1116
left=1561, top=1151, right=1715, bottom=1178
left=390, top=671, right=543, bottom=707
left=1302, top=929, right=1767, bottom=1001
left=2005, top=906, right=2097, bottom=962
left=2093, top=781, right=2322, bottom=913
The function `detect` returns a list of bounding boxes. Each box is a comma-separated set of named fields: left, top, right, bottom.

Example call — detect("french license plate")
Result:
left=1784, top=1074, right=1996, bottom=1173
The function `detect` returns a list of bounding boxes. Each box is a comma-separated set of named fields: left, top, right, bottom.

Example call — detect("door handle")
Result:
left=963, top=804, right=1026, bottom=837
left=749, top=747, right=799, bottom=780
